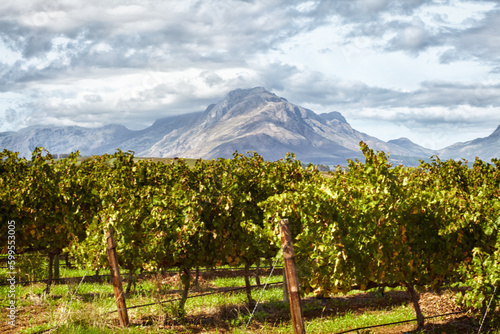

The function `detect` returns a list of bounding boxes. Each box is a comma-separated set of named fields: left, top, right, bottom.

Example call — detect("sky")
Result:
left=1, top=0, right=499, bottom=150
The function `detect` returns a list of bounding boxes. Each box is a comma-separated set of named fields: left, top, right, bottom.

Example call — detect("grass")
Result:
left=1, top=265, right=497, bottom=333
left=59, top=267, right=94, bottom=278
left=210, top=274, right=282, bottom=288
left=230, top=304, right=416, bottom=334
left=303, top=305, right=415, bottom=333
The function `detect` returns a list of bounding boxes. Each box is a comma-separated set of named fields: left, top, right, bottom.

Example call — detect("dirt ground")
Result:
left=0, top=273, right=492, bottom=333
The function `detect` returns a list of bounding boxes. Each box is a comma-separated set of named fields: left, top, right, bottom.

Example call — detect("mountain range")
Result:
left=1, top=87, right=498, bottom=166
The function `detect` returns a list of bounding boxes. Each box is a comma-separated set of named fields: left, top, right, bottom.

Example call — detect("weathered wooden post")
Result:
left=53, top=254, right=60, bottom=281
left=64, top=252, right=72, bottom=269
left=279, top=219, right=306, bottom=334
left=105, top=227, right=129, bottom=327
left=283, top=270, right=289, bottom=303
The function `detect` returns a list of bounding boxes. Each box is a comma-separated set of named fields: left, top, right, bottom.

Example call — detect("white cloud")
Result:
left=348, top=105, right=500, bottom=149
left=0, top=0, right=499, bottom=149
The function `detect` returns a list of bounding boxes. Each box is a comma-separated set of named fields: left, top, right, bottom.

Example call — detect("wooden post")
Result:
left=279, top=219, right=306, bottom=334
left=44, top=252, right=54, bottom=296
left=283, top=270, right=289, bottom=303
left=255, top=260, right=261, bottom=287
left=65, top=252, right=72, bottom=269
left=54, top=254, right=60, bottom=281
left=105, top=227, right=129, bottom=327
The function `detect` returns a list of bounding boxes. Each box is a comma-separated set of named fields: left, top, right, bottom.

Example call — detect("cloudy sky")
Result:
left=1, top=0, right=499, bottom=150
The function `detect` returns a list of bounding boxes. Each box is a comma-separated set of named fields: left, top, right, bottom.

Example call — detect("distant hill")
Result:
left=0, top=87, right=498, bottom=165
left=0, top=124, right=135, bottom=157
left=437, top=125, right=500, bottom=162
left=136, top=87, right=436, bottom=165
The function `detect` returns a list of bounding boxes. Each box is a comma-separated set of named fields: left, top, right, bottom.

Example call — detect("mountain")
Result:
left=119, top=112, right=203, bottom=154
left=437, top=125, right=500, bottom=162
left=0, top=124, right=136, bottom=157
left=139, top=87, right=432, bottom=165
left=0, top=87, right=497, bottom=165
left=388, top=137, right=436, bottom=157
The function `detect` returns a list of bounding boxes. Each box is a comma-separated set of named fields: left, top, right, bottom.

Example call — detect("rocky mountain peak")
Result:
left=225, top=86, right=275, bottom=101
left=1, top=87, right=498, bottom=165
left=319, top=111, right=348, bottom=124
left=388, top=137, right=414, bottom=145
left=202, top=87, right=285, bottom=125
left=490, top=125, right=500, bottom=138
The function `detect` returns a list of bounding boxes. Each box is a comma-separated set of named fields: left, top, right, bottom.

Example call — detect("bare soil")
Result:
left=0, top=272, right=494, bottom=333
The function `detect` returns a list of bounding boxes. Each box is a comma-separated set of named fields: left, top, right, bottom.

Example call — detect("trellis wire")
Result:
left=478, top=285, right=498, bottom=333
left=244, top=251, right=282, bottom=332
left=0, top=266, right=281, bottom=286
left=54, top=270, right=90, bottom=324
left=31, top=254, right=102, bottom=334
left=10, top=251, right=494, bottom=332
left=110, top=282, right=283, bottom=313
left=335, top=310, right=468, bottom=334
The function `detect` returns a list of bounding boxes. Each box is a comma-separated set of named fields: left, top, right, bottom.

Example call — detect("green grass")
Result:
left=2, top=266, right=495, bottom=333
left=56, top=281, right=115, bottom=296
left=210, top=274, right=282, bottom=288
left=0, top=256, right=93, bottom=283
left=186, top=285, right=283, bottom=313
left=59, top=267, right=94, bottom=278
left=229, top=304, right=416, bottom=333
left=304, top=305, right=415, bottom=333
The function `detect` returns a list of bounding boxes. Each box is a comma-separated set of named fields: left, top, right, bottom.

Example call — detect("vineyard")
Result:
left=1, top=143, right=500, bottom=333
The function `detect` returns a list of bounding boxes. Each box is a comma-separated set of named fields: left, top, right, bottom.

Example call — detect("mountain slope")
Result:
left=388, top=137, right=435, bottom=157
left=140, top=87, right=434, bottom=165
left=437, top=125, right=500, bottom=162
left=0, top=87, right=496, bottom=165
left=119, top=112, right=203, bottom=154
left=0, top=124, right=136, bottom=157
left=141, top=87, right=358, bottom=163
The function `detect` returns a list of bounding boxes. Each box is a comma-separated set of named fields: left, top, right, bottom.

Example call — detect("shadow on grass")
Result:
left=133, top=289, right=414, bottom=331
left=396, top=315, right=480, bottom=334
left=34, top=276, right=495, bottom=334
left=134, top=289, right=493, bottom=334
